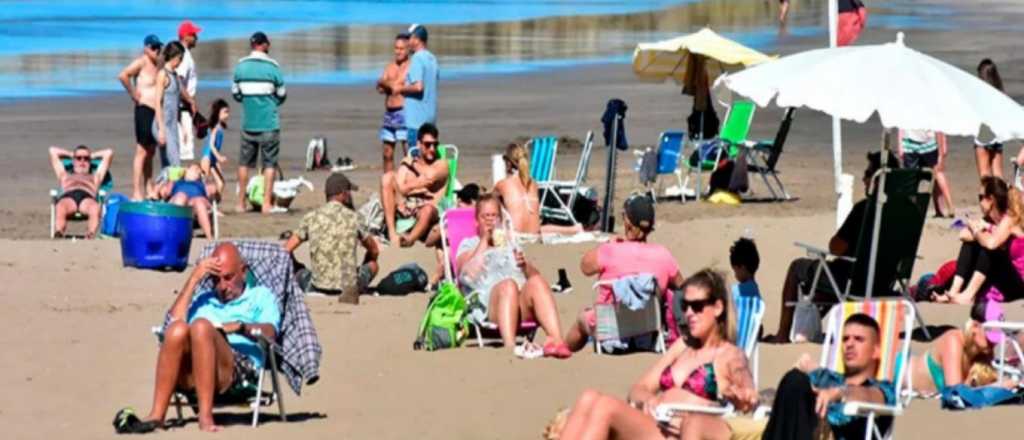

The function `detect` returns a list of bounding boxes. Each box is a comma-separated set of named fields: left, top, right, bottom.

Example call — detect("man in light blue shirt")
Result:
left=398, top=24, right=438, bottom=153
left=133, top=243, right=280, bottom=433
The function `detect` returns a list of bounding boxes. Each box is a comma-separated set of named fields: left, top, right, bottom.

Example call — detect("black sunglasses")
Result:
left=681, top=297, right=715, bottom=313
left=73, top=155, right=90, bottom=161
left=421, top=141, right=438, bottom=148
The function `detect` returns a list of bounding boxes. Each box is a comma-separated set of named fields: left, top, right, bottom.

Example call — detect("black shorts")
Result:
left=134, top=105, right=158, bottom=147
left=976, top=142, right=1004, bottom=153
left=902, top=150, right=938, bottom=169
left=59, top=189, right=94, bottom=208
left=240, top=130, right=281, bottom=168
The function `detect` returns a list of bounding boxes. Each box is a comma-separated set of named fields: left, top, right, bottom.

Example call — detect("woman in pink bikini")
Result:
left=552, top=270, right=757, bottom=440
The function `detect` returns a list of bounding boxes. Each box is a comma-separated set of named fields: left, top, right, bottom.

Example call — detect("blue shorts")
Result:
left=379, top=108, right=407, bottom=144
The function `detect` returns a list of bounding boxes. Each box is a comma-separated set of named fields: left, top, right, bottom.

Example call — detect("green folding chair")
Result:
left=683, top=101, right=756, bottom=199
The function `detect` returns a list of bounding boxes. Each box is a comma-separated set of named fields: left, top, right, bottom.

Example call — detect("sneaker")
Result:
left=550, top=268, right=573, bottom=294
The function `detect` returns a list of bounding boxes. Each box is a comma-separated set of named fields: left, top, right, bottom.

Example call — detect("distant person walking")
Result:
left=118, top=34, right=163, bottom=201
left=778, top=0, right=790, bottom=23
left=837, top=0, right=868, bottom=46
left=155, top=41, right=186, bottom=170
left=398, top=24, right=438, bottom=154
left=376, top=33, right=411, bottom=172
left=899, top=129, right=954, bottom=217
left=176, top=20, right=202, bottom=161
left=975, top=59, right=1011, bottom=179
left=232, top=31, right=286, bottom=214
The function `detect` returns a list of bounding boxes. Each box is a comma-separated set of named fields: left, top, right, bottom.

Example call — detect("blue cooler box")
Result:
left=118, top=202, right=194, bottom=271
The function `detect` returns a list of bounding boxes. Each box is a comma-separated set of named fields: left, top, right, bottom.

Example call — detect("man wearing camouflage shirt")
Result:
left=285, top=172, right=379, bottom=304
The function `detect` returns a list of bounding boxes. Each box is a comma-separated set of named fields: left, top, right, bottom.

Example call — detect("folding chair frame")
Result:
left=539, top=132, right=594, bottom=226
left=591, top=278, right=666, bottom=355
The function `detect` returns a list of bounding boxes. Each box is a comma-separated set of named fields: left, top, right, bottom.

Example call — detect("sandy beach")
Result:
left=3, top=0, right=1024, bottom=438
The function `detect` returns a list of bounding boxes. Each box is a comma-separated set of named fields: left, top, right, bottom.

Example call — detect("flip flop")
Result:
left=514, top=342, right=544, bottom=359
left=543, top=342, right=573, bottom=359
left=112, top=407, right=160, bottom=434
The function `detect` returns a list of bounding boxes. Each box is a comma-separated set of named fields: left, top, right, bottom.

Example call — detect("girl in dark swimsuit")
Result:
left=552, top=270, right=758, bottom=440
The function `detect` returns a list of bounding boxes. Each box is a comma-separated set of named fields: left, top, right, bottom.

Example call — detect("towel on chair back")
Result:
left=611, top=274, right=657, bottom=311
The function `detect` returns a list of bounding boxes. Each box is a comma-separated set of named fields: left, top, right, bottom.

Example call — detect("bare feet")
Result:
left=235, top=203, right=247, bottom=214
left=399, top=234, right=415, bottom=248
left=198, top=414, right=222, bottom=432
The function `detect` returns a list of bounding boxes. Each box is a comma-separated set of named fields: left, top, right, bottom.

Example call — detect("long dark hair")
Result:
left=980, top=175, right=1010, bottom=215
left=208, top=98, right=230, bottom=129
left=978, top=59, right=1004, bottom=92
left=162, top=41, right=185, bottom=63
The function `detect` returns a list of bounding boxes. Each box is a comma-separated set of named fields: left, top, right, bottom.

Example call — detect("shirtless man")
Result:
left=118, top=34, right=163, bottom=201
left=376, top=34, right=411, bottom=172
left=379, top=123, right=448, bottom=247
left=48, top=145, right=113, bottom=238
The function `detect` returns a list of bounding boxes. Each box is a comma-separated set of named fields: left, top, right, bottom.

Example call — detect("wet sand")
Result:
left=3, top=0, right=1024, bottom=438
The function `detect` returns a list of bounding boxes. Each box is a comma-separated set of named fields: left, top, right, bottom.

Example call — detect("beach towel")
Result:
left=941, top=384, right=1024, bottom=410
left=610, top=274, right=657, bottom=311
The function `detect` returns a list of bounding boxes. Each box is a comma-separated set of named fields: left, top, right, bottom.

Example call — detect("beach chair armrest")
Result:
left=982, top=322, right=1024, bottom=332
left=841, top=401, right=901, bottom=417
left=793, top=241, right=854, bottom=262
left=653, top=403, right=734, bottom=422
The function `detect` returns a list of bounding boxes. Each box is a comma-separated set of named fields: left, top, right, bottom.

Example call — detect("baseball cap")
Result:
left=178, top=20, right=202, bottom=38
left=143, top=34, right=163, bottom=50
left=325, top=172, right=358, bottom=198
left=406, top=24, right=428, bottom=42
left=250, top=31, right=270, bottom=46
left=623, top=193, right=655, bottom=232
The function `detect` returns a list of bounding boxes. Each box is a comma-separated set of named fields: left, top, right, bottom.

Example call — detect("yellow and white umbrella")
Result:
left=632, top=28, right=773, bottom=84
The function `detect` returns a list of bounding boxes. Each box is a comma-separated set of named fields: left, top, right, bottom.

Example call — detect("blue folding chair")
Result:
left=527, top=136, right=558, bottom=184
left=640, top=131, right=687, bottom=203
left=733, top=293, right=765, bottom=389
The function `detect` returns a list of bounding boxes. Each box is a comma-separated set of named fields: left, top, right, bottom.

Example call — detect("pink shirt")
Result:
left=596, top=241, right=682, bottom=340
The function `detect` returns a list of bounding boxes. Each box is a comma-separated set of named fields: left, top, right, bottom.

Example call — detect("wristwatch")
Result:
left=238, top=322, right=248, bottom=336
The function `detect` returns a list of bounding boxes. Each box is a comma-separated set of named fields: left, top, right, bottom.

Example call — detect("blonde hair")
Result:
left=966, top=361, right=999, bottom=387
left=1008, top=187, right=1024, bottom=227
left=503, top=143, right=532, bottom=187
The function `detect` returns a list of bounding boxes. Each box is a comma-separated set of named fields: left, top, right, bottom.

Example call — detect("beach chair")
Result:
left=981, top=321, right=1024, bottom=383
left=743, top=108, right=795, bottom=201
left=820, top=300, right=916, bottom=439
left=152, top=241, right=322, bottom=427
left=591, top=275, right=667, bottom=355
left=527, top=136, right=558, bottom=184
left=792, top=167, right=933, bottom=340
left=635, top=131, right=687, bottom=203
left=540, top=131, right=594, bottom=226
left=437, top=144, right=460, bottom=212
left=438, top=208, right=538, bottom=347
left=683, top=101, right=756, bottom=200
left=49, top=157, right=113, bottom=238
left=652, top=294, right=765, bottom=421
left=734, top=294, right=766, bottom=389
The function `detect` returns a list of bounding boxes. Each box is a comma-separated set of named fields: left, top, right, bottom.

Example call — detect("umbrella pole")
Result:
left=828, top=0, right=848, bottom=229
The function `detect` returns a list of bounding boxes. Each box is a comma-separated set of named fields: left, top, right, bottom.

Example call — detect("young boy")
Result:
left=730, top=237, right=762, bottom=301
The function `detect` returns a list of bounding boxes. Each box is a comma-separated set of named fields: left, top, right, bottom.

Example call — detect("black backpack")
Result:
left=377, top=263, right=428, bottom=296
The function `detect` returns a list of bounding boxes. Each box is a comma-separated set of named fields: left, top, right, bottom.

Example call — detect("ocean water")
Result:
left=0, top=0, right=959, bottom=99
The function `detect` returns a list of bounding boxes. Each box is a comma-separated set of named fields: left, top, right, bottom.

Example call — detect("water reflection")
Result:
left=0, top=0, right=956, bottom=98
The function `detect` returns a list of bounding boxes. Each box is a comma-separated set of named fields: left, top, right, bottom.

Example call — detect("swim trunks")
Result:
left=134, top=105, right=158, bottom=147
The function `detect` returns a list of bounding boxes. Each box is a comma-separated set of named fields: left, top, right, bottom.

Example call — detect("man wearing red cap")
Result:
left=177, top=20, right=202, bottom=160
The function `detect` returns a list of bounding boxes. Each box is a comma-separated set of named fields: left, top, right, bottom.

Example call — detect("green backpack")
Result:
left=413, top=281, right=468, bottom=351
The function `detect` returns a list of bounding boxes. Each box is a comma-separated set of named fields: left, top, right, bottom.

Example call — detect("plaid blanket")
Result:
left=166, top=240, right=322, bottom=395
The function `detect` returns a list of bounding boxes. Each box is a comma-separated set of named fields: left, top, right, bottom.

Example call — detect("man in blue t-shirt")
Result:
left=132, top=243, right=280, bottom=433
left=398, top=24, right=439, bottom=153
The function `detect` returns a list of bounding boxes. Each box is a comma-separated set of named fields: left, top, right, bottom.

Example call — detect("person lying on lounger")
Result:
left=455, top=193, right=570, bottom=359
left=562, top=193, right=685, bottom=353
left=551, top=270, right=756, bottom=439
left=121, top=243, right=279, bottom=433
left=379, top=122, right=448, bottom=246
left=494, top=142, right=582, bottom=239
left=48, top=145, right=113, bottom=238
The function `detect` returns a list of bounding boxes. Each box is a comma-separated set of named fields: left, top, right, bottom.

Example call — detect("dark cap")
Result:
left=250, top=31, right=270, bottom=47
left=143, top=34, right=163, bottom=49
left=456, top=183, right=481, bottom=203
left=624, top=193, right=655, bottom=232
left=406, top=24, right=428, bottom=42
left=325, top=172, right=358, bottom=198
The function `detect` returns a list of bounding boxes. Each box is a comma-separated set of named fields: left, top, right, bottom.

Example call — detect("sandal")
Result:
left=543, top=342, right=572, bottom=359
left=514, top=342, right=544, bottom=359
left=113, top=407, right=160, bottom=434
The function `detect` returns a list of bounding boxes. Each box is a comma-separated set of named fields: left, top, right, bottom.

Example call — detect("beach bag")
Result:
left=193, top=111, right=209, bottom=140
left=305, top=137, right=330, bottom=171
left=377, top=263, right=428, bottom=296
left=413, top=281, right=468, bottom=350
left=941, top=384, right=1024, bottom=410
left=791, top=302, right=823, bottom=343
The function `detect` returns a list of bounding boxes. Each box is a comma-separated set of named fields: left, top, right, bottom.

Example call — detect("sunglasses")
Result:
left=680, top=297, right=715, bottom=313
left=73, top=155, right=90, bottom=161
left=421, top=141, right=438, bottom=148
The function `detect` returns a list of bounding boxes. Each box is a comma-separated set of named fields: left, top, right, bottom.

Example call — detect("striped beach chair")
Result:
left=527, top=136, right=558, bottom=184
left=820, top=300, right=915, bottom=440
left=734, top=294, right=765, bottom=389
